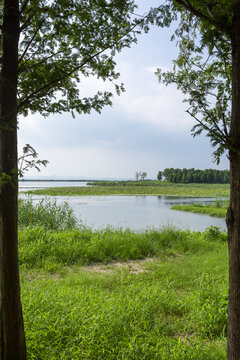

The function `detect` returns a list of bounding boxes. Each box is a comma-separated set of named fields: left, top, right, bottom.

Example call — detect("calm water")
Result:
left=19, top=180, right=89, bottom=191
left=19, top=181, right=226, bottom=231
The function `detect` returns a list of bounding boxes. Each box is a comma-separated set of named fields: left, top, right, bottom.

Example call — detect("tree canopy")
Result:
left=0, top=0, right=141, bottom=119
left=160, top=167, right=230, bottom=183
left=150, top=1, right=232, bottom=163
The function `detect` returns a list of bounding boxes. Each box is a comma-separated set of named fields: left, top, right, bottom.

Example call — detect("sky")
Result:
left=18, top=1, right=229, bottom=180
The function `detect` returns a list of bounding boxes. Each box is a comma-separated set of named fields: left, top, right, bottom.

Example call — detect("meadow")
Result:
left=19, top=199, right=228, bottom=359
left=26, top=181, right=230, bottom=197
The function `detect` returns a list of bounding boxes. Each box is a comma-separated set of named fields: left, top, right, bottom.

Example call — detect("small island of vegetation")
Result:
left=172, top=199, right=228, bottom=218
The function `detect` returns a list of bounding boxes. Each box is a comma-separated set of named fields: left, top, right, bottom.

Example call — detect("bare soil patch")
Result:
left=81, top=258, right=156, bottom=275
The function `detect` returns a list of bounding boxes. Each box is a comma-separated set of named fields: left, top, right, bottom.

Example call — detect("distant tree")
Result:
left=163, top=167, right=175, bottom=181
left=201, top=172, right=207, bottom=184
left=140, top=171, right=147, bottom=180
left=161, top=167, right=229, bottom=184
left=135, top=171, right=141, bottom=181
left=157, top=171, right=163, bottom=181
left=181, top=174, right=187, bottom=183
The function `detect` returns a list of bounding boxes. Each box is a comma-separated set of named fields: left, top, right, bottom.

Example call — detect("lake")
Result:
left=19, top=181, right=226, bottom=232
left=19, top=180, right=89, bottom=191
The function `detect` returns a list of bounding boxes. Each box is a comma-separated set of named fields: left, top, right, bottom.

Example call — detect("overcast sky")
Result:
left=18, top=1, right=229, bottom=180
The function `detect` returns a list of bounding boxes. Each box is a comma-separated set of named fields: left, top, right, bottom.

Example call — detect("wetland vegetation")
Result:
left=26, top=181, right=230, bottom=197
left=19, top=199, right=228, bottom=359
left=172, top=200, right=228, bottom=218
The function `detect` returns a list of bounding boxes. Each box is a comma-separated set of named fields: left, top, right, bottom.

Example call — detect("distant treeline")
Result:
left=158, top=168, right=230, bottom=184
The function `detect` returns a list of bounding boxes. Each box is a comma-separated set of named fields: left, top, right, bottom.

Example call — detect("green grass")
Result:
left=19, top=225, right=227, bottom=271
left=25, top=182, right=230, bottom=197
left=18, top=198, right=78, bottom=230
left=87, top=180, right=161, bottom=186
left=18, top=199, right=228, bottom=359
left=172, top=200, right=229, bottom=218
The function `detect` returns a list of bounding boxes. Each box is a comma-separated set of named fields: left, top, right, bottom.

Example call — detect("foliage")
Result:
left=13, top=0, right=143, bottom=118
left=203, top=226, right=227, bottom=242
left=135, top=171, right=147, bottom=181
left=18, top=144, right=49, bottom=178
left=162, top=168, right=230, bottom=184
left=157, top=171, right=163, bottom=181
left=152, top=1, right=232, bottom=163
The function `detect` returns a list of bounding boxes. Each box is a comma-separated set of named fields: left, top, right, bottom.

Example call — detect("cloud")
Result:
left=115, top=65, right=193, bottom=133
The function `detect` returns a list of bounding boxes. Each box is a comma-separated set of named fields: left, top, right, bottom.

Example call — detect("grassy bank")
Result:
left=18, top=199, right=228, bottom=359
left=25, top=182, right=230, bottom=197
left=172, top=200, right=228, bottom=218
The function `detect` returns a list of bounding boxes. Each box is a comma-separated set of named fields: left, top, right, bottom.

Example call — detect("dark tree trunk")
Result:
left=0, top=0, right=26, bottom=359
left=227, top=1, right=240, bottom=359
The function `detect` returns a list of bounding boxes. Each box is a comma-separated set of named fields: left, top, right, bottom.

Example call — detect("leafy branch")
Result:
left=18, top=144, right=49, bottom=178
left=0, top=144, right=48, bottom=189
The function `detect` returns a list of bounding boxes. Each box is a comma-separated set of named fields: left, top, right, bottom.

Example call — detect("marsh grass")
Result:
left=18, top=199, right=228, bottom=359
left=25, top=182, right=230, bottom=197
left=18, top=198, right=78, bottom=230
left=172, top=199, right=229, bottom=218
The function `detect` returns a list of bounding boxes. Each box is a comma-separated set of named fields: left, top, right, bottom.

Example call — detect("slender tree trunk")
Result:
left=227, top=1, right=240, bottom=359
left=0, top=0, right=26, bottom=359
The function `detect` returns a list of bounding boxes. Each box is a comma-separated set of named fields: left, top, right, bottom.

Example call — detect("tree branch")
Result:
left=187, top=108, right=226, bottom=144
left=175, top=0, right=231, bottom=35
left=175, top=0, right=211, bottom=22
left=20, top=0, right=30, bottom=15
left=198, top=99, right=228, bottom=140
left=17, top=18, right=144, bottom=110
left=18, top=45, right=76, bottom=73
left=18, top=19, right=45, bottom=63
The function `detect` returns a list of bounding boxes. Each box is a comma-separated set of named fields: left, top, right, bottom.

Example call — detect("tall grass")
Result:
left=18, top=198, right=78, bottom=230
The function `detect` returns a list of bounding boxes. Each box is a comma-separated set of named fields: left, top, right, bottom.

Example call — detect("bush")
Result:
left=203, top=226, right=227, bottom=242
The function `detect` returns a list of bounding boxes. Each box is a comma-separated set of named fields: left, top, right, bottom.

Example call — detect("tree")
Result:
left=151, top=1, right=239, bottom=358
left=135, top=171, right=141, bottom=181
left=140, top=171, right=147, bottom=180
left=157, top=170, right=163, bottom=181
left=0, top=1, right=140, bottom=358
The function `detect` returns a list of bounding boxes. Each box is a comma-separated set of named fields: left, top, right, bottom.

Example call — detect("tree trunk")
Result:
left=0, top=0, right=26, bottom=359
left=227, top=1, right=240, bottom=359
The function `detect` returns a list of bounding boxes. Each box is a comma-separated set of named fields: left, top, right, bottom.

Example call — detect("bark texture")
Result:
left=227, top=1, right=240, bottom=359
left=0, top=0, right=26, bottom=359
